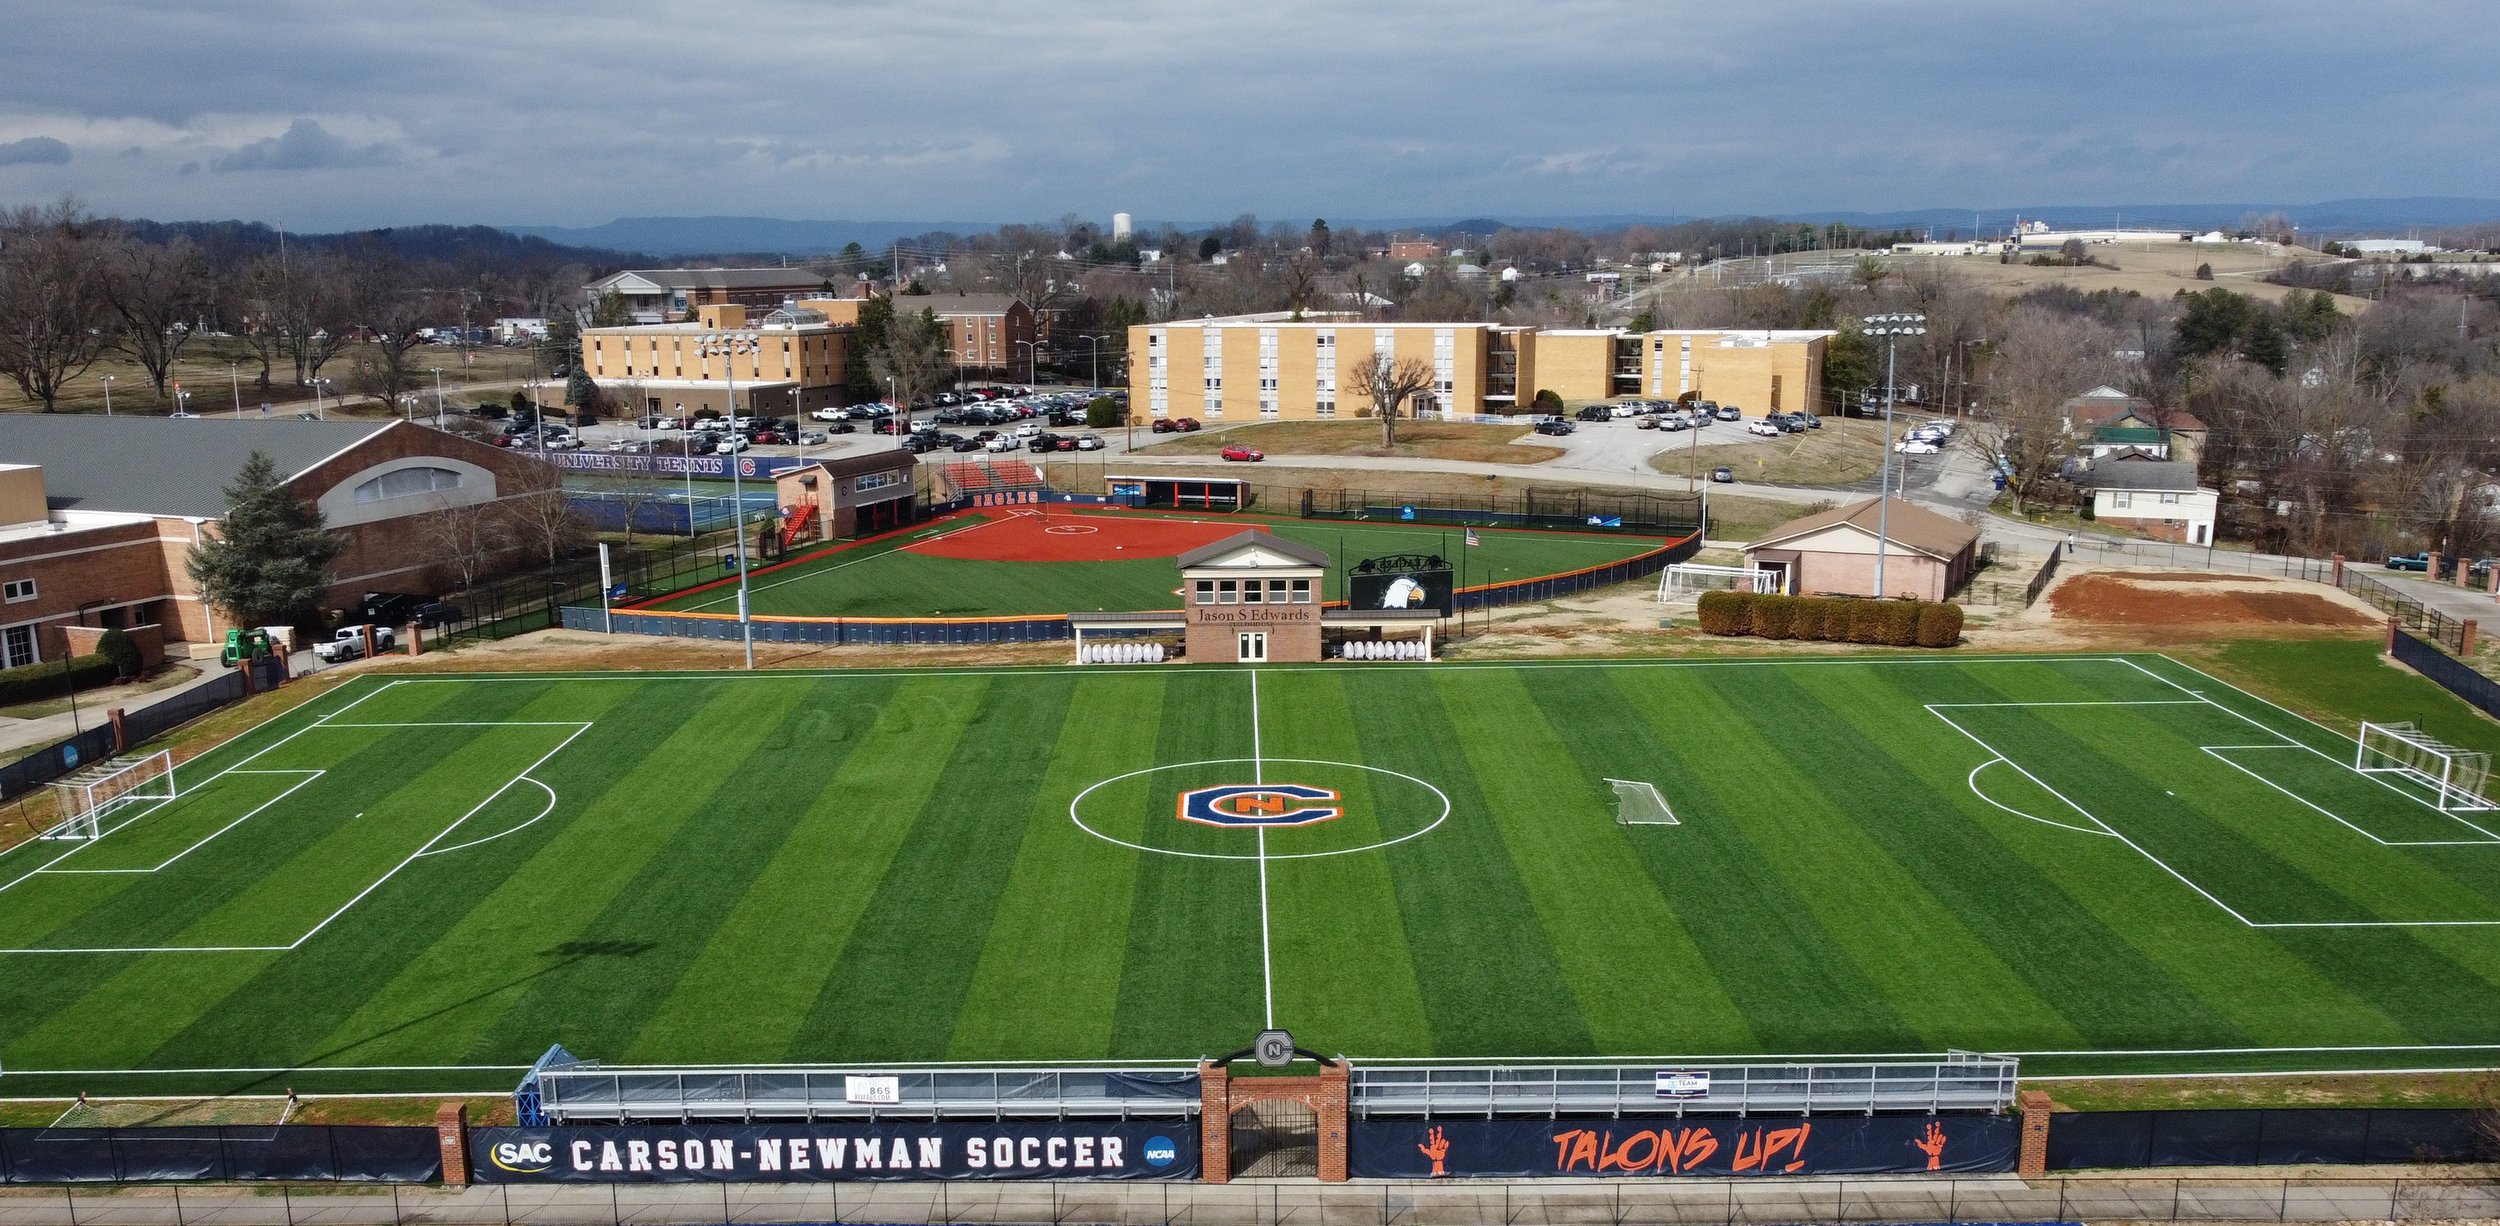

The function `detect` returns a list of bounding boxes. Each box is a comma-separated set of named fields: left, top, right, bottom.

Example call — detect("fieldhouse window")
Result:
left=1196, top=580, right=1216, bottom=604
left=354, top=466, right=462, bottom=504
left=1218, top=580, right=1238, bottom=604
left=2, top=578, right=33, bottom=603
left=1290, top=579, right=1311, bottom=603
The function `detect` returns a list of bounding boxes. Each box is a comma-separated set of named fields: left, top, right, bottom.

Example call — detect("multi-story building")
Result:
left=583, top=269, right=833, bottom=325
left=817, top=294, right=1037, bottom=383
left=581, top=303, right=853, bottom=417
left=1128, top=317, right=1831, bottom=423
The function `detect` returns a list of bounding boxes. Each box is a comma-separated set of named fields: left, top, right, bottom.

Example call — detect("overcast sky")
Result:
left=3, top=0, right=2494, bottom=233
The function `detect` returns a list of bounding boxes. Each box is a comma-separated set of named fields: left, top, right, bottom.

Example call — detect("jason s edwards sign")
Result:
left=469, top=1123, right=1197, bottom=1183
left=1353, top=1115, right=2015, bottom=1179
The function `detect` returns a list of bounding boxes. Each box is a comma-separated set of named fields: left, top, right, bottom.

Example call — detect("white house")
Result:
left=2083, top=459, right=2218, bottom=546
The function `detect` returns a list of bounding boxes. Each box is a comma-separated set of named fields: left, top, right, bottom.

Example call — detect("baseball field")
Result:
left=4, top=646, right=2500, bottom=1098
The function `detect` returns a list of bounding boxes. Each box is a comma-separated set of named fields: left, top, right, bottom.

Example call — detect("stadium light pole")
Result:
left=700, top=332, right=760, bottom=669
left=1862, top=312, right=1927, bottom=600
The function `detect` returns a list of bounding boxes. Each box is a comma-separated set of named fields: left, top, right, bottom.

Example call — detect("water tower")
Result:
left=1112, top=212, right=1133, bottom=242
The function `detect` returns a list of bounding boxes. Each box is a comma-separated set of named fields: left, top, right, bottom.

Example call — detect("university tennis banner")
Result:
left=1352, top=1115, right=2015, bottom=1179
left=546, top=452, right=815, bottom=480
left=469, top=1123, right=1196, bottom=1183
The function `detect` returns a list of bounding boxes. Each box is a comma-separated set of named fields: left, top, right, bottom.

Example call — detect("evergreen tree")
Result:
left=185, top=452, right=343, bottom=631
left=844, top=296, right=895, bottom=399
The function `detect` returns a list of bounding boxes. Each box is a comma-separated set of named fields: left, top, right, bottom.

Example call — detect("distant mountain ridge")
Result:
left=502, top=198, right=2500, bottom=257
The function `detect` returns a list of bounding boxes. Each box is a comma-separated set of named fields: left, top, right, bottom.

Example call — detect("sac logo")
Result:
left=489, top=1140, right=555, bottom=1175
left=1143, top=1136, right=1178, bottom=1167
left=1177, top=783, right=1342, bottom=828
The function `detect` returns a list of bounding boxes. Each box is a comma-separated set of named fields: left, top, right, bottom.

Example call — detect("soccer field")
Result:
left=643, top=508, right=1666, bottom=618
left=6, top=652, right=2500, bottom=1098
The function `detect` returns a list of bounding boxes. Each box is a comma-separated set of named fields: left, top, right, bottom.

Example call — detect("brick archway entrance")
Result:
left=1198, top=1059, right=1349, bottom=1182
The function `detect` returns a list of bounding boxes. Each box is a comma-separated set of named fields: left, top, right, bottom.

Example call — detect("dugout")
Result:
left=1106, top=474, right=1246, bottom=512
left=775, top=453, right=919, bottom=545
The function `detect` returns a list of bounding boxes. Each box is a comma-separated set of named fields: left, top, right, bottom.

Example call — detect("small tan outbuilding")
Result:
left=1742, top=496, right=1981, bottom=602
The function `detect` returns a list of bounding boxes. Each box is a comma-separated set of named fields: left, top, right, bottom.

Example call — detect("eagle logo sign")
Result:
left=1177, top=783, right=1343, bottom=828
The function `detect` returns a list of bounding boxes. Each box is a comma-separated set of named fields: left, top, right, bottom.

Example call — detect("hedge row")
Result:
left=1695, top=590, right=1963, bottom=648
left=0, top=652, right=120, bottom=707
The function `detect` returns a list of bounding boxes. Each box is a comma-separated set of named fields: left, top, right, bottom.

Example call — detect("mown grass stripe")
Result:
left=1255, top=670, right=1433, bottom=1057
left=946, top=673, right=1170, bottom=1060
left=787, top=676, right=1078, bottom=1061
left=634, top=675, right=994, bottom=1061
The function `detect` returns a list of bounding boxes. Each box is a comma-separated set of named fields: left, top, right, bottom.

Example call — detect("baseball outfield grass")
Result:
left=3, top=648, right=2499, bottom=1097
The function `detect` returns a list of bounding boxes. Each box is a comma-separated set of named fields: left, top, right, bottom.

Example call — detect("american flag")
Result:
left=1464, top=529, right=1480, bottom=547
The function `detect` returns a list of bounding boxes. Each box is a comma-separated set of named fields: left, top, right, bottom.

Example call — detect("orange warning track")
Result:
left=908, top=508, right=1254, bottom=563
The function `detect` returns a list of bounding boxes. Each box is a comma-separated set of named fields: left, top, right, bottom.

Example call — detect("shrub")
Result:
left=1695, top=590, right=1754, bottom=635
left=1849, top=601, right=1889, bottom=644
left=1882, top=600, right=1922, bottom=646
left=1750, top=593, right=1796, bottom=639
left=1916, top=602, right=1965, bottom=648
left=0, top=652, right=117, bottom=707
left=1532, top=389, right=1564, bottom=412
left=1798, top=596, right=1845, bottom=641
left=1085, top=396, right=1121, bottom=428
left=96, top=629, right=144, bottom=681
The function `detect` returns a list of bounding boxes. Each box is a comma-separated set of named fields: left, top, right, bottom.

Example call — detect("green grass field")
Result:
left=644, top=509, right=1665, bottom=618
left=6, top=650, right=2500, bottom=1098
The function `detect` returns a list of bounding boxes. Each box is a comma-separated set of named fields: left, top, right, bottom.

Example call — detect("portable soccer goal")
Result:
left=1607, top=778, right=1680, bottom=826
left=2356, top=722, right=2495, bottom=813
left=1658, top=563, right=1779, bottom=602
left=44, top=750, right=177, bottom=841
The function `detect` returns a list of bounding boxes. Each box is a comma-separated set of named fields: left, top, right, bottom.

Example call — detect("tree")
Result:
left=843, top=295, right=895, bottom=399
left=1085, top=396, right=1121, bottom=428
left=1822, top=322, right=1879, bottom=414
left=1345, top=350, right=1435, bottom=446
left=1196, top=235, right=1222, bottom=262
left=185, top=451, right=344, bottom=631
left=1308, top=218, right=1332, bottom=257
left=353, top=269, right=445, bottom=416
left=504, top=462, right=586, bottom=574
left=871, top=307, right=953, bottom=411
left=0, top=200, right=115, bottom=412
left=565, top=367, right=599, bottom=411
left=420, top=496, right=507, bottom=593
left=102, top=235, right=210, bottom=404
left=1961, top=306, right=2113, bottom=514
left=588, top=289, right=632, bottom=328
left=95, top=628, right=143, bottom=681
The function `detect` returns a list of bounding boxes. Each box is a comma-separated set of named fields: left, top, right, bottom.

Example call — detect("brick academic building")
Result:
left=0, top=416, right=558, bottom=666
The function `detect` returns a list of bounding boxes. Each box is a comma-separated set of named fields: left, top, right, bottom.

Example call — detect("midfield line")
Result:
left=1250, top=669, right=1274, bottom=1029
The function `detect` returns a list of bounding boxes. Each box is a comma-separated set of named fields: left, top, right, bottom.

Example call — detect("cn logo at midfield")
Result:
left=1177, top=784, right=1342, bottom=828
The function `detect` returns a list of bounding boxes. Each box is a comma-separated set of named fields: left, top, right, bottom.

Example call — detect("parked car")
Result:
left=1221, top=444, right=1265, bottom=462
left=1611, top=403, right=1642, bottom=419
left=1533, top=420, right=1575, bottom=436
left=312, top=625, right=397, bottom=664
left=1893, top=440, right=1940, bottom=455
left=1715, top=406, right=1741, bottom=421
left=1746, top=421, right=1782, bottom=437
left=984, top=435, right=1019, bottom=452
left=1173, top=417, right=1202, bottom=432
left=1576, top=406, right=1611, bottom=422
left=714, top=435, right=750, bottom=453
left=544, top=436, right=584, bottom=451
left=1801, top=413, right=1823, bottom=429
left=1150, top=418, right=1175, bottom=433
left=1075, top=433, right=1105, bottom=451
left=1635, top=415, right=1660, bottom=430
left=1711, top=466, right=1735, bottom=483
left=950, top=438, right=984, bottom=453
left=1053, top=435, right=1079, bottom=451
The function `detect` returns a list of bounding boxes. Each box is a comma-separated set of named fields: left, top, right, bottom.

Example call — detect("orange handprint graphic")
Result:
left=1913, top=1121, right=1948, bottom=1171
left=1418, top=1125, right=1451, bottom=1177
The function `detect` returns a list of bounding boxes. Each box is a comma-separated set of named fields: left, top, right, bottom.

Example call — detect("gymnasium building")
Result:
left=1128, top=317, right=1832, bottom=422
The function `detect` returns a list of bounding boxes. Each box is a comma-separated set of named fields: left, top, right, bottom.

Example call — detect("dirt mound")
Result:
left=2049, top=572, right=2376, bottom=628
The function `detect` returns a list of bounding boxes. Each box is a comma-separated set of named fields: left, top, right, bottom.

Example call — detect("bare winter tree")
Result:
left=354, top=269, right=448, bottom=415
left=102, top=235, right=211, bottom=404
left=1960, top=306, right=2119, bottom=514
left=420, top=497, right=509, bottom=594
left=504, top=461, right=588, bottom=573
left=0, top=200, right=115, bottom=412
left=1345, top=350, right=1436, bottom=447
left=871, top=307, right=954, bottom=410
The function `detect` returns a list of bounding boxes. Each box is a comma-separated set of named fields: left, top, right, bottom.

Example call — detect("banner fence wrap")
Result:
left=469, top=1123, right=1197, bottom=1183
left=1350, top=1115, right=2016, bottom=1180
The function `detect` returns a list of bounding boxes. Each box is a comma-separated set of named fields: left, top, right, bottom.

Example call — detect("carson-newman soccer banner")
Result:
left=470, top=1123, right=1196, bottom=1183
left=1352, top=1115, right=2016, bottom=1179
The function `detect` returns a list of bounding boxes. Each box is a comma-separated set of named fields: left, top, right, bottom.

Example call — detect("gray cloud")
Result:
left=0, top=136, right=69, bottom=166
left=210, top=119, right=398, bottom=173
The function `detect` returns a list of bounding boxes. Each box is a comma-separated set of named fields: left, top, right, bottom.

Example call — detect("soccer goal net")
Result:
left=1659, top=563, right=1778, bottom=603
left=2356, top=722, right=2494, bottom=812
left=1607, top=778, right=1680, bottom=826
left=44, top=750, right=177, bottom=841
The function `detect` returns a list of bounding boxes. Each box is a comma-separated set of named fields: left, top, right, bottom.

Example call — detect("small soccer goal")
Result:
left=1607, top=778, right=1680, bottom=826
left=1659, top=563, right=1779, bottom=603
left=2356, top=722, right=2495, bottom=813
left=44, top=750, right=178, bottom=841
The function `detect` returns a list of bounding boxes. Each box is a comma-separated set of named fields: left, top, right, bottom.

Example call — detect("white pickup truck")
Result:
left=312, top=625, right=398, bottom=663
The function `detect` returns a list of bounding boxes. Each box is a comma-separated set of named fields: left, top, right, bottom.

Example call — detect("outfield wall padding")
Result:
left=0, top=1125, right=442, bottom=1184
left=2044, top=1108, right=2482, bottom=1171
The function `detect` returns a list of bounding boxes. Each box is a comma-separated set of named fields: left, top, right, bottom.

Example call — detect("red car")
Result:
left=1221, top=444, right=1265, bottom=462
left=1150, top=419, right=1175, bottom=433
left=1174, top=417, right=1203, bottom=432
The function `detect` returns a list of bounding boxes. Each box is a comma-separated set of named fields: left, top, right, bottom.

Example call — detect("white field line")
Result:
left=36, top=772, right=324, bottom=875
left=1250, top=668, right=1275, bottom=1030
left=2202, top=746, right=2500, bottom=847
left=414, top=778, right=558, bottom=858
left=1924, top=702, right=2263, bottom=928
left=1962, top=759, right=2110, bottom=837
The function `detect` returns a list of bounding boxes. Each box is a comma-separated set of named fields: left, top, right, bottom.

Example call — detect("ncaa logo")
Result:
left=1178, top=783, right=1341, bottom=828
left=1143, top=1137, right=1178, bottom=1167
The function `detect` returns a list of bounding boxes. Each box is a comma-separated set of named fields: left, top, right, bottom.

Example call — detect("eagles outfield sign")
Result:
left=470, top=1123, right=1196, bottom=1183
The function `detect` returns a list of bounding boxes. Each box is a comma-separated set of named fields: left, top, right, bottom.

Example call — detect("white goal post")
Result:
left=1659, top=563, right=1778, bottom=602
left=44, top=750, right=178, bottom=841
left=2356, top=722, right=2494, bottom=813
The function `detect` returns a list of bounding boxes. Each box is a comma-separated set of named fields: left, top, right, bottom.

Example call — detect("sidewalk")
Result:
left=0, top=664, right=230, bottom=760
left=0, top=1172, right=2493, bottom=1226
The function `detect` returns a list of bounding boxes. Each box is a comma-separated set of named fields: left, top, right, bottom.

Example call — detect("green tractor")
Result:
left=220, top=627, right=277, bottom=668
